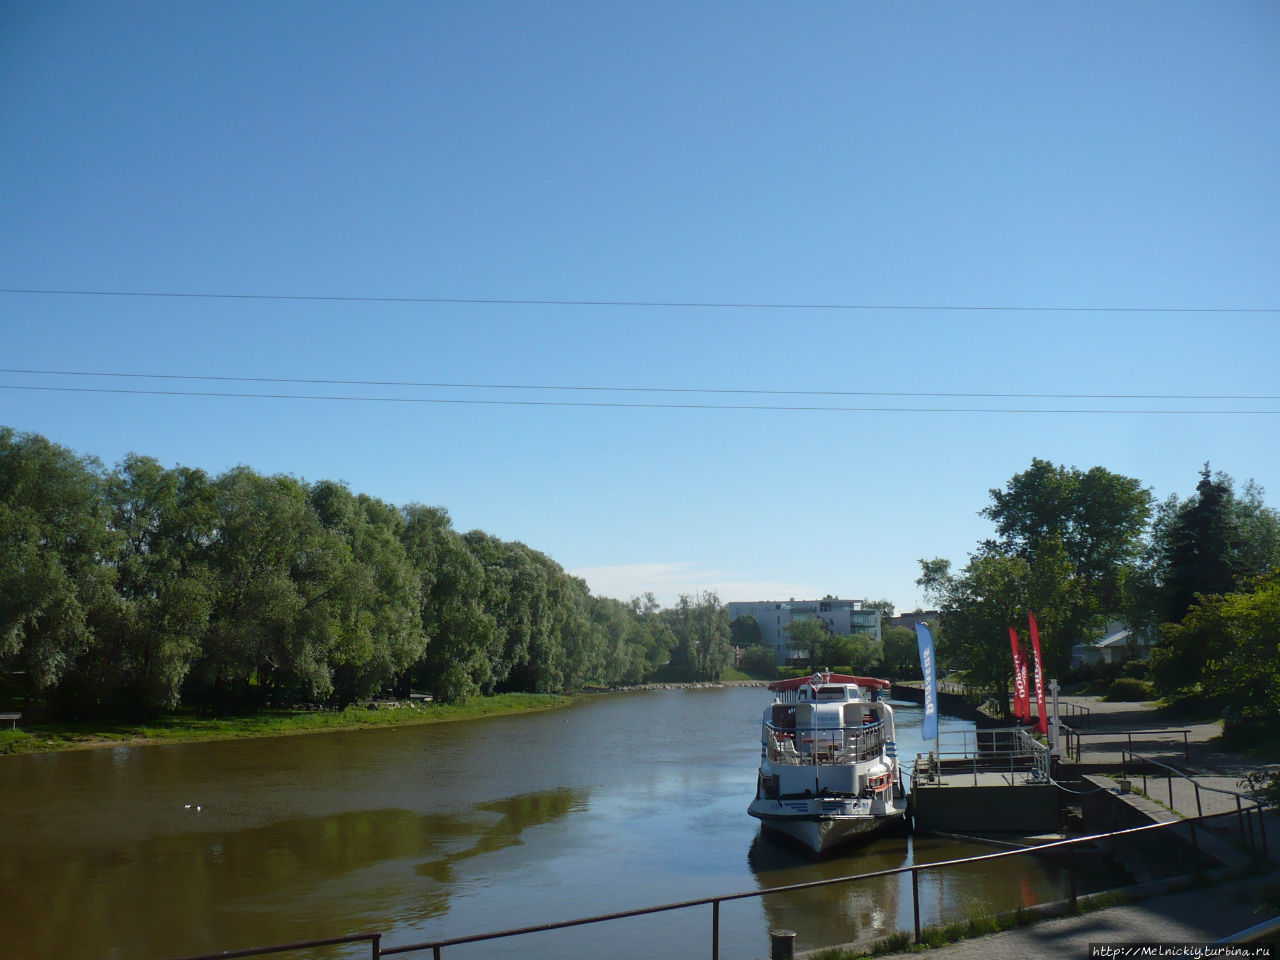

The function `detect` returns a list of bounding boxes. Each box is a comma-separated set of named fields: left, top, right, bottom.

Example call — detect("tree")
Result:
left=309, top=482, right=424, bottom=703
left=188, top=467, right=352, bottom=710
left=0, top=429, right=117, bottom=704
left=1160, top=466, right=1240, bottom=624
left=1152, top=574, right=1280, bottom=730
left=784, top=616, right=830, bottom=666
left=981, top=458, right=1152, bottom=653
left=63, top=456, right=216, bottom=718
left=730, top=614, right=763, bottom=649
left=663, top=592, right=731, bottom=680
left=824, top=633, right=883, bottom=673
left=863, top=599, right=895, bottom=625
left=880, top=625, right=919, bottom=678
left=1149, top=467, right=1280, bottom=625
left=739, top=644, right=778, bottom=678
left=919, top=536, right=1080, bottom=712
left=400, top=504, right=496, bottom=703
left=627, top=593, right=677, bottom=677
left=1143, top=468, right=1280, bottom=696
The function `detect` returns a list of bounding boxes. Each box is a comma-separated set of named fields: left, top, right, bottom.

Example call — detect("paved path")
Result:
left=1057, top=695, right=1274, bottom=820
left=869, top=862, right=1280, bottom=959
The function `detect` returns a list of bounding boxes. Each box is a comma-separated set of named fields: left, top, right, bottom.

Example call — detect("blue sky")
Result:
left=3, top=2, right=1278, bottom=613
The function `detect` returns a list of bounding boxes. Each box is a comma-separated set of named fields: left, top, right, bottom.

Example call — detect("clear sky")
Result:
left=3, top=2, right=1278, bottom=614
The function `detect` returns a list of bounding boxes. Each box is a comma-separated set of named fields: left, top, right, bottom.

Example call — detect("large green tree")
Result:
left=1148, top=467, right=1280, bottom=625
left=880, top=624, right=920, bottom=678
left=1144, top=468, right=1280, bottom=695
left=1153, top=573, right=1280, bottom=732
left=729, top=614, right=763, bottom=648
left=0, top=429, right=117, bottom=703
left=981, top=458, right=1152, bottom=646
left=63, top=456, right=216, bottom=718
left=664, top=592, right=731, bottom=680
left=188, top=467, right=352, bottom=710
left=400, top=504, right=496, bottom=703
left=920, top=459, right=1149, bottom=709
left=309, top=481, right=424, bottom=703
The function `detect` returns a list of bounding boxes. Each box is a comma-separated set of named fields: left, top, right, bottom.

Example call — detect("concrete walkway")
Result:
left=864, top=696, right=1280, bottom=958
left=1059, top=694, right=1274, bottom=820
left=870, top=863, right=1280, bottom=959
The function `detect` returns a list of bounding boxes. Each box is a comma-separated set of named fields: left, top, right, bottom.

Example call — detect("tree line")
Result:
left=917, top=458, right=1280, bottom=733
left=0, top=428, right=731, bottom=720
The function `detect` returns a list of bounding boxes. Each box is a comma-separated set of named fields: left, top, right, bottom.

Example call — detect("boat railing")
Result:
left=764, top=720, right=885, bottom=765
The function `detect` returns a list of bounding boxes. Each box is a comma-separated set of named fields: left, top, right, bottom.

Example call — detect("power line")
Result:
left=2, top=287, right=1277, bottom=314
left=3, top=368, right=1280, bottom=402
left=3, top=383, right=1277, bottom=415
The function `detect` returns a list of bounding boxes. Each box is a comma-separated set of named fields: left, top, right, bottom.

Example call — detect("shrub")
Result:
left=1105, top=677, right=1155, bottom=701
left=1120, top=659, right=1150, bottom=680
left=739, top=645, right=779, bottom=679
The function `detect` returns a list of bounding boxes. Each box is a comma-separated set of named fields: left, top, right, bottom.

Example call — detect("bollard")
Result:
left=770, top=929, right=797, bottom=960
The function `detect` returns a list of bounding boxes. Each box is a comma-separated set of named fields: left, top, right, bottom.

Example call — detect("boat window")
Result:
left=770, top=704, right=796, bottom=729
left=816, top=686, right=846, bottom=701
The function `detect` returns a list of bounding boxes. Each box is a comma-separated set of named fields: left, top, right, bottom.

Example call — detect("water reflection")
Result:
left=0, top=788, right=586, bottom=960
left=414, top=789, right=587, bottom=885
left=748, top=828, right=1127, bottom=954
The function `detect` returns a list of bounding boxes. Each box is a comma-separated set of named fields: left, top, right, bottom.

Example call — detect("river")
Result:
left=0, top=687, right=1126, bottom=959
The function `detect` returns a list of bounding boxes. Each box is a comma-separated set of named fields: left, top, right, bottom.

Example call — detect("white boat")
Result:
left=748, top=671, right=908, bottom=855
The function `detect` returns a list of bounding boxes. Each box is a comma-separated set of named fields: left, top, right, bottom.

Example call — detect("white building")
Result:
left=727, top=597, right=882, bottom=666
left=1069, top=620, right=1155, bottom=668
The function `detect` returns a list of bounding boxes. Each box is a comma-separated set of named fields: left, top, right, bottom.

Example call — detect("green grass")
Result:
left=0, top=693, right=574, bottom=756
left=793, top=889, right=1144, bottom=959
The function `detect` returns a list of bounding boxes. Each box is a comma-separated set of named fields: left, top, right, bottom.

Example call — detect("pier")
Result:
left=910, top=729, right=1061, bottom=834
left=872, top=691, right=1280, bottom=959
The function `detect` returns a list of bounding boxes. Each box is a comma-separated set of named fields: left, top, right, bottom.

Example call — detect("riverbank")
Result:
left=0, top=679, right=773, bottom=757
left=0, top=692, right=575, bottom=756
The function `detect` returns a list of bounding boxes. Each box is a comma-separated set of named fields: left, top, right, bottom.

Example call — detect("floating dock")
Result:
left=910, top=729, right=1061, bottom=834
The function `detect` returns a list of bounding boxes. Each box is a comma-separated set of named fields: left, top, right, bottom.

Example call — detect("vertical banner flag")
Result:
left=1008, top=628, right=1030, bottom=721
left=915, top=622, right=939, bottom=742
left=1028, top=613, right=1048, bottom=734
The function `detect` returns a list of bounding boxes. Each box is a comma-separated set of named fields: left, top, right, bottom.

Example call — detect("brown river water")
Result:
left=0, top=687, right=1128, bottom=959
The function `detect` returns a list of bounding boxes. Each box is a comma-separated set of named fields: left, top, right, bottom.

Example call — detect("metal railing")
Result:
left=913, top=728, right=1050, bottom=787
left=162, top=808, right=1272, bottom=960
left=764, top=720, right=885, bottom=764
left=1061, top=727, right=1193, bottom=763
left=1120, top=749, right=1271, bottom=848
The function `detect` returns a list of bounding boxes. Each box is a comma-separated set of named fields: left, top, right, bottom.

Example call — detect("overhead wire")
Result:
left=3, top=383, right=1278, bottom=415
left=2, top=369, right=1280, bottom=402
left=2, top=287, right=1278, bottom=314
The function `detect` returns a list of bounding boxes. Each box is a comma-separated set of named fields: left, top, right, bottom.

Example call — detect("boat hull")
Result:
left=748, top=795, right=907, bottom=855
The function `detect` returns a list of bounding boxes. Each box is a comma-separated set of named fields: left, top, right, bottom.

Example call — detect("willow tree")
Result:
left=0, top=428, right=117, bottom=706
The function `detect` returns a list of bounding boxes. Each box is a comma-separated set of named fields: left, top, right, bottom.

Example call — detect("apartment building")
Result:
left=726, top=597, right=881, bottom=665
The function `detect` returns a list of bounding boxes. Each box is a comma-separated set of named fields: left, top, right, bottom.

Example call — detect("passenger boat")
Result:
left=748, top=671, right=908, bottom=855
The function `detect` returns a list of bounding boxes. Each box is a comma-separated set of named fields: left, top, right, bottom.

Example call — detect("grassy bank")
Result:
left=0, top=693, right=575, bottom=756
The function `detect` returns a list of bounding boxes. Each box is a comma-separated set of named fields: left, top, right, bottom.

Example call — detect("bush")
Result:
left=738, top=645, right=778, bottom=679
left=1105, top=677, right=1155, bottom=701
left=1120, top=660, right=1150, bottom=680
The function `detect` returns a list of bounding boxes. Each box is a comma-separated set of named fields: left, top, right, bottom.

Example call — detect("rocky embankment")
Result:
left=593, top=680, right=769, bottom=693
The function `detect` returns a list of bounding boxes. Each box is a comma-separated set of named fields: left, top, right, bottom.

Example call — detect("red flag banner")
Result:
left=1008, top=627, right=1030, bottom=721
left=1028, top=612, right=1048, bottom=734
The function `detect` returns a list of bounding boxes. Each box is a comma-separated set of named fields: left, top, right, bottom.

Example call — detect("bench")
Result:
left=0, top=712, right=21, bottom=730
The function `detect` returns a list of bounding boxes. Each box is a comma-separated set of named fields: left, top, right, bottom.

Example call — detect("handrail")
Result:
left=764, top=720, right=886, bottom=764
left=1121, top=748, right=1271, bottom=860
left=1065, top=728, right=1193, bottom=762
left=163, top=809, right=1271, bottom=960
